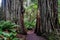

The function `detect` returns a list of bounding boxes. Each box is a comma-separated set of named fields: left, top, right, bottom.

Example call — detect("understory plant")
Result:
left=24, top=20, right=36, bottom=30
left=48, top=30, right=60, bottom=40
left=0, top=21, right=20, bottom=40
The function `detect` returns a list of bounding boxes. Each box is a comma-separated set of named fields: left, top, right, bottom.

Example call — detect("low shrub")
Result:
left=0, top=21, right=20, bottom=40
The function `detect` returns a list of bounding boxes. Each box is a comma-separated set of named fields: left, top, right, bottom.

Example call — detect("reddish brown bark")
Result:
left=19, top=0, right=27, bottom=35
left=35, top=0, right=58, bottom=36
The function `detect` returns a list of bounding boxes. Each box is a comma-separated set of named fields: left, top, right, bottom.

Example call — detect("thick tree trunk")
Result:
left=5, top=0, right=11, bottom=20
left=35, top=0, right=58, bottom=36
left=19, top=0, right=27, bottom=35
left=4, top=0, right=27, bottom=35
left=35, top=0, right=47, bottom=35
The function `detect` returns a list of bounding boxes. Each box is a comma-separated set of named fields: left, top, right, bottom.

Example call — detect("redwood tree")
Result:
left=35, top=0, right=58, bottom=36
left=19, top=0, right=27, bottom=35
left=4, top=0, right=27, bottom=35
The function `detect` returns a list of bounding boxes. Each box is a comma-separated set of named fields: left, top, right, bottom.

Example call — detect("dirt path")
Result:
left=17, top=30, right=47, bottom=40
left=26, top=30, right=47, bottom=40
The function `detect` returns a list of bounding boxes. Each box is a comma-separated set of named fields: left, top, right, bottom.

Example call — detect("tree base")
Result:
left=17, top=30, right=27, bottom=35
left=35, top=32, right=42, bottom=36
left=20, top=31, right=27, bottom=35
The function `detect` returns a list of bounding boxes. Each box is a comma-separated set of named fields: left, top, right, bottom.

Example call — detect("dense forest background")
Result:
left=0, top=0, right=59, bottom=40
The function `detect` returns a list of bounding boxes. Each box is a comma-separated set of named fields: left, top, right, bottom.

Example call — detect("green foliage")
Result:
left=24, top=20, right=36, bottom=29
left=0, top=21, right=19, bottom=40
left=12, top=38, right=19, bottom=40
left=0, top=21, right=18, bottom=31
left=31, top=0, right=38, bottom=4
left=58, top=0, right=60, bottom=5
left=25, top=3, right=37, bottom=9
left=48, top=31, right=59, bottom=40
left=58, top=0, right=60, bottom=24
left=0, top=31, right=17, bottom=40
left=48, top=33, right=56, bottom=40
left=24, top=2, right=37, bottom=29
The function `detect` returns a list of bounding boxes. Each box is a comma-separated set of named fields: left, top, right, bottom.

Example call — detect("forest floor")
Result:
left=17, top=30, right=47, bottom=40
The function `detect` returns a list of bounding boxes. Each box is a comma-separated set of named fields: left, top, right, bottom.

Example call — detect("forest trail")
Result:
left=26, top=30, right=47, bottom=40
left=17, top=30, right=47, bottom=40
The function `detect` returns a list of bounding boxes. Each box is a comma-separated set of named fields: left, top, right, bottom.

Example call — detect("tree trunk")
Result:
left=35, top=0, right=47, bottom=35
left=4, top=0, right=27, bottom=35
left=35, top=0, right=58, bottom=36
left=34, top=10, right=41, bottom=36
left=19, top=0, right=27, bottom=35
left=52, top=0, right=59, bottom=28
